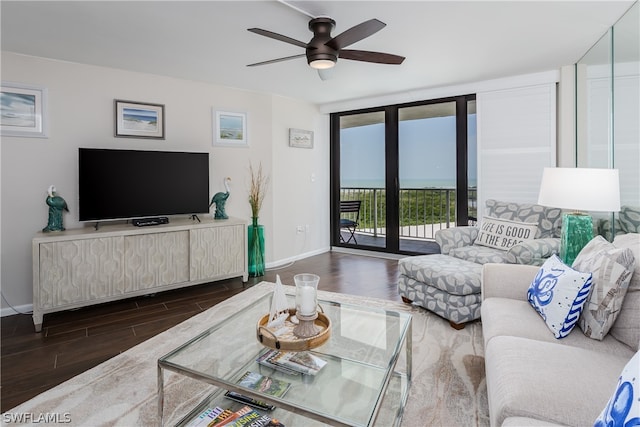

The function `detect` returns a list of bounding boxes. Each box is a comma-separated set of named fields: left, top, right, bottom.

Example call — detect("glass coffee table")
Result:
left=158, top=292, right=412, bottom=426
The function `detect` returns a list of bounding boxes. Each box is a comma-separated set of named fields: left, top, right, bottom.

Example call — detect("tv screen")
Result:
left=78, top=148, right=210, bottom=222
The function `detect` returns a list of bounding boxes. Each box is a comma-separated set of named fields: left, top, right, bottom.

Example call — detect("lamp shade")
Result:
left=538, top=167, right=621, bottom=212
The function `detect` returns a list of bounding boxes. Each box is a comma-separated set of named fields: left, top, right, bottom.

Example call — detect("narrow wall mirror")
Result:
left=576, top=1, right=639, bottom=236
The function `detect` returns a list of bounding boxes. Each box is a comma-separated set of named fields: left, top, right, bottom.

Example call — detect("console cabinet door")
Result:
left=190, top=225, right=245, bottom=281
left=37, top=237, right=124, bottom=309
left=124, top=231, right=189, bottom=291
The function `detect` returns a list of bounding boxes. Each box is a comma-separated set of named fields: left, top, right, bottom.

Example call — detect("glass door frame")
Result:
left=330, top=94, right=476, bottom=255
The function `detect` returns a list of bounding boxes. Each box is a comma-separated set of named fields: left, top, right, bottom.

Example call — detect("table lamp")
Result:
left=538, top=167, right=620, bottom=266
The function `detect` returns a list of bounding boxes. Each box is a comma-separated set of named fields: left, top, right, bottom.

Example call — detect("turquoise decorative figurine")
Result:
left=209, top=177, right=231, bottom=220
left=43, top=185, right=69, bottom=232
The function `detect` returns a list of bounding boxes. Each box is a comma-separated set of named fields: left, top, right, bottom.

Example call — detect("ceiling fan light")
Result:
left=309, top=59, right=335, bottom=69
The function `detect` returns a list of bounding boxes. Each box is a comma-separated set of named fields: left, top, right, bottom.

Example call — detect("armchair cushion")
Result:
left=485, top=199, right=562, bottom=239
left=449, top=245, right=510, bottom=264
left=619, top=205, right=640, bottom=233
left=435, top=226, right=479, bottom=255
left=436, top=199, right=562, bottom=266
left=505, top=238, right=561, bottom=266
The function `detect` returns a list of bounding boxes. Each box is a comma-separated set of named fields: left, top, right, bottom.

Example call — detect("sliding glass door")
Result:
left=331, top=95, right=476, bottom=255
left=336, top=111, right=387, bottom=248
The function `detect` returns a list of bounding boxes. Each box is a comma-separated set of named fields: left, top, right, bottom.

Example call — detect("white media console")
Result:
left=32, top=217, right=248, bottom=332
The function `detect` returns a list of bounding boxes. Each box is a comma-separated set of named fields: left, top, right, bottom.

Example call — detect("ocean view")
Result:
left=341, top=178, right=477, bottom=189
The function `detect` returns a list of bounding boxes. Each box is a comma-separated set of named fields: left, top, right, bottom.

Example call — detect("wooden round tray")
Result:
left=256, top=308, right=331, bottom=351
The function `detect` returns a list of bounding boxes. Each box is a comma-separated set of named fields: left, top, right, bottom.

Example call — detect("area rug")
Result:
left=3, top=282, right=488, bottom=426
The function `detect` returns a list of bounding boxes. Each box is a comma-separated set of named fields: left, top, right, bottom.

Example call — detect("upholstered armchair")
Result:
left=435, top=199, right=563, bottom=266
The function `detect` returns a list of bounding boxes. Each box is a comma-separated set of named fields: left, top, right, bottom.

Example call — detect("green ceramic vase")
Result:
left=248, top=218, right=265, bottom=277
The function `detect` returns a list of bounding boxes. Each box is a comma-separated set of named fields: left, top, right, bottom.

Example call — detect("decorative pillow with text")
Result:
left=527, top=254, right=593, bottom=338
left=474, top=216, right=538, bottom=251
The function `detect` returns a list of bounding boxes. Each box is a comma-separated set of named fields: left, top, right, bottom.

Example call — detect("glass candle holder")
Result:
left=294, top=273, right=319, bottom=318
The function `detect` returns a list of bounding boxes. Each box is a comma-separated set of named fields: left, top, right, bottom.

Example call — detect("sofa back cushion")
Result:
left=609, top=233, right=640, bottom=351
left=485, top=199, right=562, bottom=239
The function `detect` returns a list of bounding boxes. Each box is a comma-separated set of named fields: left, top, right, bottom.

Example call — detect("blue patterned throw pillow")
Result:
left=527, top=254, right=593, bottom=338
left=594, top=350, right=640, bottom=427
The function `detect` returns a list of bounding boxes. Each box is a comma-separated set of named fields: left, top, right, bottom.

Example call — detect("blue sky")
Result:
left=340, top=115, right=477, bottom=188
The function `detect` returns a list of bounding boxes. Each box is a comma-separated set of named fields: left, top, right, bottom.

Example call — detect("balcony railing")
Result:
left=340, top=187, right=477, bottom=240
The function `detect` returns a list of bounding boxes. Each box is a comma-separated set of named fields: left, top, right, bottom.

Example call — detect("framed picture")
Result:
left=289, top=128, right=314, bottom=149
left=0, top=82, right=48, bottom=138
left=114, top=100, right=165, bottom=139
left=214, top=110, right=247, bottom=147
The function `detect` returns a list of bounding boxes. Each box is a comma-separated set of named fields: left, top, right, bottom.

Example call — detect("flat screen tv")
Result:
left=78, top=148, right=210, bottom=222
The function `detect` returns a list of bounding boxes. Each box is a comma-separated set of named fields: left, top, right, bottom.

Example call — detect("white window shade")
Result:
left=476, top=83, right=557, bottom=217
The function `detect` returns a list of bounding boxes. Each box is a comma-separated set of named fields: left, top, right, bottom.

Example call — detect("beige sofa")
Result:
left=481, top=233, right=640, bottom=426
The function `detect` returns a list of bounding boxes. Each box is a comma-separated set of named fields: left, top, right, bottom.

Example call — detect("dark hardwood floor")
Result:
left=1, top=251, right=401, bottom=412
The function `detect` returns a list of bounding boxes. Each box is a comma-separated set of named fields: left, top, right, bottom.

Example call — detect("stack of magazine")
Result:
left=185, top=404, right=285, bottom=427
left=257, top=349, right=327, bottom=376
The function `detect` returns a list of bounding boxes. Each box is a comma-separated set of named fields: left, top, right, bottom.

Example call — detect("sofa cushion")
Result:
left=573, top=236, right=635, bottom=340
left=619, top=206, right=640, bottom=233
left=527, top=255, right=593, bottom=339
left=484, top=335, right=631, bottom=427
left=485, top=199, right=563, bottom=239
left=474, top=216, right=537, bottom=250
left=610, top=233, right=640, bottom=351
left=594, top=350, right=640, bottom=427
left=481, top=298, right=635, bottom=357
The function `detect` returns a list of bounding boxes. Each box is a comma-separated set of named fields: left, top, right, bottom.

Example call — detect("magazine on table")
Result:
left=258, top=349, right=327, bottom=375
left=235, top=371, right=291, bottom=398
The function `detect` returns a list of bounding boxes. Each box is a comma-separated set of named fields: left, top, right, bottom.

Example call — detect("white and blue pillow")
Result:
left=594, top=350, right=640, bottom=427
left=527, top=254, right=593, bottom=338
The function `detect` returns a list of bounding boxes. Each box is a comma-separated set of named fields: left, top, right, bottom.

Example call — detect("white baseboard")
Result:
left=1, top=303, right=33, bottom=317
left=331, top=246, right=405, bottom=260
left=266, top=247, right=330, bottom=270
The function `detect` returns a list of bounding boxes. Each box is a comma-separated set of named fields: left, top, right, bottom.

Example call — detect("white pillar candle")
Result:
left=297, top=286, right=316, bottom=316
left=294, top=273, right=319, bottom=317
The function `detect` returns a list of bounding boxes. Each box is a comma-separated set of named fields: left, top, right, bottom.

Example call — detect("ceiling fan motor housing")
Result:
left=307, top=17, right=338, bottom=66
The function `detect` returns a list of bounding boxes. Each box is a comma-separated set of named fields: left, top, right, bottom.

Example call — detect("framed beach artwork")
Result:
left=214, top=110, right=247, bottom=147
left=114, top=100, right=165, bottom=139
left=289, top=128, right=314, bottom=149
left=0, top=82, right=48, bottom=138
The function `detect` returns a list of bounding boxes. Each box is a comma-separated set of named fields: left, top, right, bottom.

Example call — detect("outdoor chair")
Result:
left=339, top=200, right=361, bottom=244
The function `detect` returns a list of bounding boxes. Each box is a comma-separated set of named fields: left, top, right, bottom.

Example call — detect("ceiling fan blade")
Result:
left=325, top=19, right=386, bottom=50
left=339, top=49, right=405, bottom=65
left=247, top=28, right=308, bottom=48
left=247, top=53, right=306, bottom=67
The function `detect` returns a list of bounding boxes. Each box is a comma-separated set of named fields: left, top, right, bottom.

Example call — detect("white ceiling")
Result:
left=1, top=1, right=634, bottom=106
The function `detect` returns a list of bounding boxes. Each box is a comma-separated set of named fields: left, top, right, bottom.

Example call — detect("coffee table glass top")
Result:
left=159, top=292, right=412, bottom=427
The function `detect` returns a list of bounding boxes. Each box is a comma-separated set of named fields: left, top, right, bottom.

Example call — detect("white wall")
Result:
left=1, top=53, right=580, bottom=315
left=1, top=52, right=327, bottom=313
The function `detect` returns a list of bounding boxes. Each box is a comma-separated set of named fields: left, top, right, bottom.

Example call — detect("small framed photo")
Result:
left=214, top=110, right=247, bottom=147
left=114, top=100, right=165, bottom=139
left=289, top=128, right=314, bottom=149
left=0, top=82, right=48, bottom=138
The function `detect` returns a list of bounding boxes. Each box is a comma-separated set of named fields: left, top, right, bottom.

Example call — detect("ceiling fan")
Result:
left=247, top=17, right=405, bottom=74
